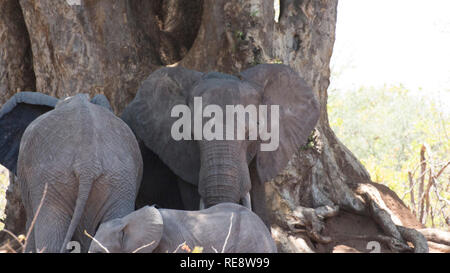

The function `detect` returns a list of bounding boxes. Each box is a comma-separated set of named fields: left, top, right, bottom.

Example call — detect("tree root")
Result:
left=355, top=183, right=429, bottom=253
left=276, top=177, right=434, bottom=253
left=338, top=233, right=412, bottom=252
left=396, top=225, right=428, bottom=253
left=286, top=182, right=431, bottom=252
left=286, top=205, right=339, bottom=244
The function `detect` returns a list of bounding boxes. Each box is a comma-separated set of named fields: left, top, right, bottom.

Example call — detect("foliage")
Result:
left=0, top=166, right=8, bottom=228
left=328, top=85, right=449, bottom=228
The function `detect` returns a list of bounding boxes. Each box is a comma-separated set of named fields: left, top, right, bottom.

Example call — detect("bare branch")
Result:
left=172, top=241, right=187, bottom=253
left=132, top=241, right=155, bottom=253
left=0, top=229, right=24, bottom=249
left=84, top=230, right=110, bottom=253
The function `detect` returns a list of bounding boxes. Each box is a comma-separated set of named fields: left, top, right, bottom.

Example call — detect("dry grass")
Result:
left=0, top=183, right=48, bottom=253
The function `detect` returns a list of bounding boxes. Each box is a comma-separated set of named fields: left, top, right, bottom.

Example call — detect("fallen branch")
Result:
left=418, top=228, right=450, bottom=246
left=427, top=241, right=450, bottom=253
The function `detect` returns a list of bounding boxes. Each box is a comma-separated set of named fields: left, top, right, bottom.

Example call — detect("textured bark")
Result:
left=0, top=0, right=431, bottom=252
left=181, top=0, right=369, bottom=252
left=17, top=0, right=202, bottom=113
left=180, top=0, right=428, bottom=252
left=0, top=0, right=35, bottom=105
left=0, top=0, right=32, bottom=241
left=0, top=173, right=26, bottom=244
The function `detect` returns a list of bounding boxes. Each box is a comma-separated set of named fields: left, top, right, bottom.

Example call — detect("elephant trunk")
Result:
left=199, top=141, right=241, bottom=208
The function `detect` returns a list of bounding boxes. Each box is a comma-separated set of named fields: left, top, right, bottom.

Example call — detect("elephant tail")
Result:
left=60, top=169, right=99, bottom=253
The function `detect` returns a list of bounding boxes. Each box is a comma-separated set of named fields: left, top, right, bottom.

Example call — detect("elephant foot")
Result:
left=286, top=205, right=339, bottom=244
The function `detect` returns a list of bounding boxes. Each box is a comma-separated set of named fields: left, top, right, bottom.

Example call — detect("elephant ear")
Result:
left=90, top=94, right=113, bottom=112
left=0, top=92, right=58, bottom=175
left=123, top=205, right=163, bottom=253
left=240, top=64, right=320, bottom=183
left=121, top=67, right=202, bottom=185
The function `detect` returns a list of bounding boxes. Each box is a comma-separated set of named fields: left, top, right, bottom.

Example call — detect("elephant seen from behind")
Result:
left=0, top=92, right=143, bottom=252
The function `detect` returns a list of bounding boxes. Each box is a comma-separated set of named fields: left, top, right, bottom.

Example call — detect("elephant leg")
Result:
left=249, top=163, right=270, bottom=229
left=33, top=207, right=71, bottom=253
left=250, top=181, right=270, bottom=228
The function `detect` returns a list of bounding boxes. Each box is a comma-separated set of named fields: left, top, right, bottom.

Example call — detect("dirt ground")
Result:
left=316, top=182, right=446, bottom=253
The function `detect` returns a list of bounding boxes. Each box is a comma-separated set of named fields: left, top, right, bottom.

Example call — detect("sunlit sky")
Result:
left=329, top=0, right=450, bottom=105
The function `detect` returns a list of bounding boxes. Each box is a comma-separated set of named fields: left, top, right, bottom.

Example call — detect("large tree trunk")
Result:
left=0, top=0, right=35, bottom=105
left=0, top=0, right=33, bottom=245
left=0, top=0, right=434, bottom=252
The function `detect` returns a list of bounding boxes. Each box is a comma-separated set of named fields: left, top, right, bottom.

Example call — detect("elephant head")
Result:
left=89, top=206, right=163, bottom=253
left=122, top=64, right=319, bottom=209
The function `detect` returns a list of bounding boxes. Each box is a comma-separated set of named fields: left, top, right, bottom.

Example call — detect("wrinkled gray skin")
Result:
left=122, top=64, right=319, bottom=224
left=89, top=203, right=277, bottom=253
left=0, top=92, right=142, bottom=252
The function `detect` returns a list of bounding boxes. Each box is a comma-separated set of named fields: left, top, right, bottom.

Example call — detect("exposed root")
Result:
left=286, top=205, right=339, bottom=244
left=339, top=233, right=411, bottom=252
left=355, top=183, right=429, bottom=253
left=396, top=225, right=429, bottom=253
left=363, top=193, right=404, bottom=242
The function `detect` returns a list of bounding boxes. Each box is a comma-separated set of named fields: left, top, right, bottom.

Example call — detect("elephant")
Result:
left=89, top=203, right=277, bottom=253
left=0, top=92, right=143, bottom=252
left=121, top=64, right=319, bottom=224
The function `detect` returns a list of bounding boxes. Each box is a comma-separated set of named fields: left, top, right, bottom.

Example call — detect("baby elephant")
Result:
left=89, top=203, right=277, bottom=253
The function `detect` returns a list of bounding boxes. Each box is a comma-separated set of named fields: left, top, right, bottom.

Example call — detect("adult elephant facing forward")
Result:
left=122, top=64, right=319, bottom=224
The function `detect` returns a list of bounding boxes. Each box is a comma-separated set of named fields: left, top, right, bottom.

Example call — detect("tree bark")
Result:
left=0, top=172, right=26, bottom=245
left=0, top=0, right=33, bottom=243
left=0, top=0, right=430, bottom=252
